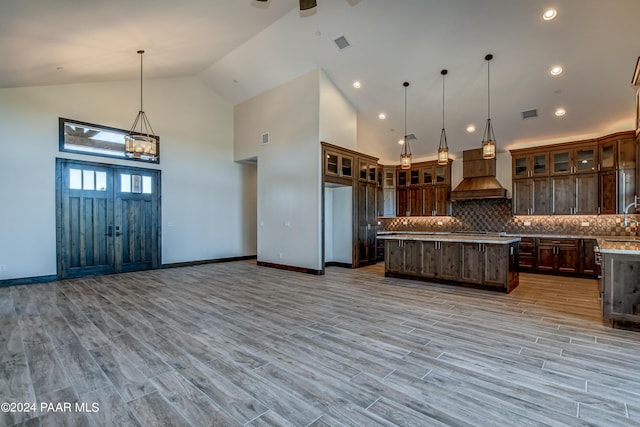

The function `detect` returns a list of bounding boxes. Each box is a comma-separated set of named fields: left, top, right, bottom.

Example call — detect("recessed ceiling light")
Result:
left=466, top=125, right=476, bottom=133
left=378, top=113, right=386, bottom=120
left=555, top=108, right=566, bottom=116
left=353, top=81, right=361, bottom=89
left=550, top=65, right=563, bottom=76
left=542, top=8, right=557, bottom=21
left=398, top=139, right=404, bottom=145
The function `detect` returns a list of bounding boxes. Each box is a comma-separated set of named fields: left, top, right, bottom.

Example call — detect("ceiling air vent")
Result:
left=334, top=35, right=351, bottom=50
left=262, top=132, right=269, bottom=145
left=521, top=109, right=538, bottom=119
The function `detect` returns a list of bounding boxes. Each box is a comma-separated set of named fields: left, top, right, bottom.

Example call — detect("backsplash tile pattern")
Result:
left=380, top=198, right=639, bottom=237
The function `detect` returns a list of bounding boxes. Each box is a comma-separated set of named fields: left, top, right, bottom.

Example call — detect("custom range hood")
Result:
left=450, top=148, right=507, bottom=200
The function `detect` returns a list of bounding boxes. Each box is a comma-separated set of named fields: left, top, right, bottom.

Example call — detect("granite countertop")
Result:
left=596, top=237, right=640, bottom=255
left=377, top=233, right=520, bottom=244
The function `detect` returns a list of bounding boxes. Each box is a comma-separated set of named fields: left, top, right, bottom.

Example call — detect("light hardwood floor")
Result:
left=1, top=261, right=640, bottom=426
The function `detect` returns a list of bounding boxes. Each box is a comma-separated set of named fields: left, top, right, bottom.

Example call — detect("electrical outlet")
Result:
left=437, top=221, right=443, bottom=226
left=278, top=253, right=283, bottom=259
left=0, top=265, right=6, bottom=272
left=524, top=221, right=531, bottom=226
left=581, top=221, right=590, bottom=227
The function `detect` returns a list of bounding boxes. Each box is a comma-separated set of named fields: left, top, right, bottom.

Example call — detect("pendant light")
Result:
left=125, top=50, right=159, bottom=162
left=400, top=81, right=412, bottom=170
left=437, top=69, right=449, bottom=165
left=481, top=54, right=496, bottom=160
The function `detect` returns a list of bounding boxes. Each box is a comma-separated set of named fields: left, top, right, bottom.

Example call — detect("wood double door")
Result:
left=56, top=159, right=161, bottom=279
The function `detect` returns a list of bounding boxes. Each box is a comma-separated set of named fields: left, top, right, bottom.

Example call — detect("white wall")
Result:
left=235, top=70, right=322, bottom=270
left=0, top=77, right=255, bottom=280
left=319, top=70, right=357, bottom=150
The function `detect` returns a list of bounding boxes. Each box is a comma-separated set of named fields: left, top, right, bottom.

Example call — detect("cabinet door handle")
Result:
left=552, top=180, right=555, bottom=213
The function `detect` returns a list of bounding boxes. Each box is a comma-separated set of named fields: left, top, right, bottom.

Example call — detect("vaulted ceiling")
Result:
left=2, top=0, right=639, bottom=163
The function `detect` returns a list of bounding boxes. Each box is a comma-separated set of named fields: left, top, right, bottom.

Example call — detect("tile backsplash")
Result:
left=379, top=198, right=639, bottom=237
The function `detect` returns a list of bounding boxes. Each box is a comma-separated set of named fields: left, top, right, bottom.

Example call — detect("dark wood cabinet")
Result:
left=551, top=145, right=598, bottom=175
left=537, top=238, right=579, bottom=274
left=357, top=180, right=378, bottom=267
left=384, top=238, right=518, bottom=292
left=511, top=131, right=636, bottom=216
left=461, top=243, right=484, bottom=284
left=602, top=253, right=640, bottom=326
left=513, top=152, right=549, bottom=178
left=513, top=177, right=550, bottom=215
left=518, top=237, right=536, bottom=270
left=422, top=186, right=449, bottom=216
left=551, top=173, right=598, bottom=215
left=396, top=160, right=451, bottom=217
left=599, top=171, right=617, bottom=215
left=384, top=239, right=422, bottom=276
left=580, top=239, right=598, bottom=276
left=324, top=150, right=353, bottom=180
left=575, top=173, right=599, bottom=214
left=421, top=241, right=460, bottom=281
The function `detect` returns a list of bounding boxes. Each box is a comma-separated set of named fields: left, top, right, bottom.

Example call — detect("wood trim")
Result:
left=257, top=261, right=324, bottom=275
left=509, top=130, right=636, bottom=156
left=0, top=275, right=57, bottom=288
left=162, top=255, right=257, bottom=269
left=321, top=141, right=379, bottom=162
left=324, top=261, right=353, bottom=268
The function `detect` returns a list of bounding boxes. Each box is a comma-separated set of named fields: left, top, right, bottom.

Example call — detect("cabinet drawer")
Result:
left=538, top=238, right=578, bottom=247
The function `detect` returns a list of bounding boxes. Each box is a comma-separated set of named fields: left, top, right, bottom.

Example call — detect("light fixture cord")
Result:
left=487, top=58, right=491, bottom=119
left=442, top=74, right=445, bottom=129
left=140, top=52, right=144, bottom=113
left=404, top=84, right=407, bottom=152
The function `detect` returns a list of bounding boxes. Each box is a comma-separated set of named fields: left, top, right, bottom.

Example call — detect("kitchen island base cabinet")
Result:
left=383, top=237, right=519, bottom=293
left=602, top=253, right=640, bottom=329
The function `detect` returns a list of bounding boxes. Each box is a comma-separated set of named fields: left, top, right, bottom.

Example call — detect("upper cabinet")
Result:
left=396, top=160, right=452, bottom=217
left=359, top=158, right=377, bottom=183
left=550, top=144, right=598, bottom=175
left=324, top=149, right=353, bottom=181
left=512, top=152, right=549, bottom=179
left=511, top=131, right=636, bottom=215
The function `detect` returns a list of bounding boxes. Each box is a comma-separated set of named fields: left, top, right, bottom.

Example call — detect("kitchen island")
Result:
left=597, top=237, right=640, bottom=330
left=378, top=233, right=520, bottom=293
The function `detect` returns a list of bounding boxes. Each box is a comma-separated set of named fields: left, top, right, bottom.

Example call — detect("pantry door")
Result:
left=56, top=159, right=160, bottom=279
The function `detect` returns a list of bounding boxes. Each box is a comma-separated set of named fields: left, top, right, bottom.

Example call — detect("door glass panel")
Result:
left=533, top=155, right=547, bottom=174
left=69, top=169, right=82, bottom=189
left=121, top=174, right=131, bottom=193
left=326, top=153, right=338, bottom=174
left=341, top=157, right=352, bottom=177
left=369, top=165, right=376, bottom=181
left=132, top=175, right=142, bottom=193
left=514, top=157, right=527, bottom=176
left=82, top=170, right=95, bottom=190
left=410, top=170, right=419, bottom=185
left=576, top=149, right=595, bottom=171
left=601, top=145, right=614, bottom=169
left=423, top=169, right=433, bottom=184
left=553, top=152, right=570, bottom=173
left=95, top=171, right=107, bottom=191
left=142, top=176, right=152, bottom=194
left=360, top=161, right=367, bottom=180
left=398, top=171, right=407, bottom=186
left=435, top=166, right=446, bottom=183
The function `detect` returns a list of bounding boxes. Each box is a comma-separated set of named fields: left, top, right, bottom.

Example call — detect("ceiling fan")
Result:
left=256, top=0, right=317, bottom=11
